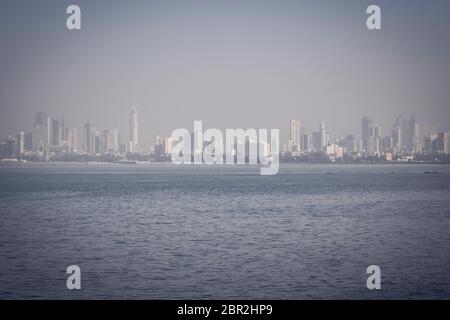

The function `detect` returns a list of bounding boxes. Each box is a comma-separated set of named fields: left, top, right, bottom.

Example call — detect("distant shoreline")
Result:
left=1, top=161, right=450, bottom=166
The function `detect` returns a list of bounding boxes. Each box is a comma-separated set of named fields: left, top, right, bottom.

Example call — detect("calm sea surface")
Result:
left=0, top=163, right=449, bottom=299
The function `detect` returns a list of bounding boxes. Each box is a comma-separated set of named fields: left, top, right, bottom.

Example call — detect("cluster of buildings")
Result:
left=283, top=115, right=450, bottom=162
left=0, top=108, right=174, bottom=162
left=0, top=110, right=449, bottom=163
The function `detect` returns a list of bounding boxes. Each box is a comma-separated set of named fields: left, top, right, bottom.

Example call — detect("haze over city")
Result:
left=2, top=0, right=450, bottom=302
left=1, top=0, right=450, bottom=145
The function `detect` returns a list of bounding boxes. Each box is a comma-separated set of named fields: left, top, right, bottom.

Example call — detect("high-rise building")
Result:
left=84, top=121, right=95, bottom=155
left=94, top=131, right=101, bottom=154
left=164, top=137, right=173, bottom=155
left=289, top=120, right=301, bottom=153
left=126, top=141, right=134, bottom=154
left=101, top=130, right=114, bottom=153
left=32, top=112, right=51, bottom=154
left=423, top=135, right=431, bottom=154
left=320, top=122, right=327, bottom=149
left=392, top=126, right=402, bottom=153
left=17, top=132, right=25, bottom=157
left=367, top=136, right=380, bottom=155
left=446, top=132, right=450, bottom=155
left=394, top=115, right=411, bottom=152
left=361, top=116, right=373, bottom=153
left=411, top=121, right=422, bottom=153
left=344, top=135, right=356, bottom=154
left=32, top=125, right=49, bottom=154
left=50, top=118, right=62, bottom=146
left=6, top=136, right=16, bottom=158
left=34, top=112, right=51, bottom=128
left=391, top=114, right=421, bottom=153
left=313, top=122, right=329, bottom=151
left=382, top=136, right=393, bottom=152
left=438, top=131, right=449, bottom=154
left=300, top=134, right=310, bottom=152
left=24, top=132, right=33, bottom=152
left=129, top=108, right=139, bottom=153
left=312, top=122, right=327, bottom=152
left=407, top=115, right=416, bottom=152
left=61, top=118, right=66, bottom=141
left=312, top=131, right=321, bottom=152
left=112, top=129, right=119, bottom=152
left=0, top=140, right=6, bottom=157
left=366, top=124, right=381, bottom=155
left=372, top=125, right=381, bottom=138
left=154, top=135, right=164, bottom=156
left=67, top=128, right=77, bottom=152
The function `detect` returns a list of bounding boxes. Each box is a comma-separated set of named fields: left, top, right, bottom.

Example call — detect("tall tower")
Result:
left=319, top=121, right=327, bottom=148
left=112, top=129, right=119, bottom=152
left=84, top=121, right=95, bottom=155
left=32, top=112, right=51, bottom=154
left=130, top=108, right=139, bottom=153
left=289, top=120, right=301, bottom=153
left=361, top=116, right=373, bottom=153
left=67, top=128, right=77, bottom=152
left=50, top=118, right=62, bottom=146
left=17, top=132, right=25, bottom=158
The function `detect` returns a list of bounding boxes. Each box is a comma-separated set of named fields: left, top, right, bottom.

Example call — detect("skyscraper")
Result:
left=17, top=132, right=25, bottom=158
left=394, top=115, right=411, bottom=152
left=94, top=131, right=101, bottom=154
left=300, top=133, right=310, bottom=152
left=112, top=129, right=119, bottom=153
left=164, top=137, right=173, bottom=155
left=319, top=122, right=327, bottom=148
left=367, top=124, right=381, bottom=155
left=50, top=118, right=62, bottom=146
left=289, top=120, right=301, bottom=153
left=154, top=135, right=164, bottom=156
left=61, top=118, right=66, bottom=141
left=84, top=121, right=95, bottom=155
left=32, top=112, right=51, bottom=154
left=372, top=125, right=381, bottom=138
left=408, top=115, right=422, bottom=153
left=24, top=132, right=32, bottom=151
left=312, top=131, right=321, bottom=152
left=407, top=115, right=416, bottom=152
left=344, top=135, right=356, bottom=154
left=312, top=122, right=327, bottom=152
left=101, top=130, right=114, bottom=153
left=367, top=136, right=380, bottom=155
left=361, top=116, right=373, bottom=153
left=67, top=128, right=77, bottom=152
left=312, top=122, right=330, bottom=152
left=438, top=131, right=449, bottom=154
left=382, top=136, right=393, bottom=152
left=392, top=126, right=402, bottom=153
left=130, top=108, right=139, bottom=153
left=5, top=136, right=16, bottom=158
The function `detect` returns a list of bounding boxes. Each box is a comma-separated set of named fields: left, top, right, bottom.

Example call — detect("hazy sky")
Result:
left=1, top=0, right=450, bottom=144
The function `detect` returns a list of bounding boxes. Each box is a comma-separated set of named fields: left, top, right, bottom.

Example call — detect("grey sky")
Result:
left=1, top=0, right=449, bottom=144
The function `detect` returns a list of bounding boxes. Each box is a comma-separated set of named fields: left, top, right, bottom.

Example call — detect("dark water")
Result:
left=0, top=163, right=450, bottom=299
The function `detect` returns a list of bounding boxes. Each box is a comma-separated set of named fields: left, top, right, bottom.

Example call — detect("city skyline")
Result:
left=1, top=107, right=449, bottom=162
left=2, top=1, right=450, bottom=145
left=2, top=1, right=450, bottom=302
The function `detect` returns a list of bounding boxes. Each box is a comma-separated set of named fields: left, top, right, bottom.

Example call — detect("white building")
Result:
left=289, top=120, right=301, bottom=153
left=129, top=108, right=139, bottom=153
